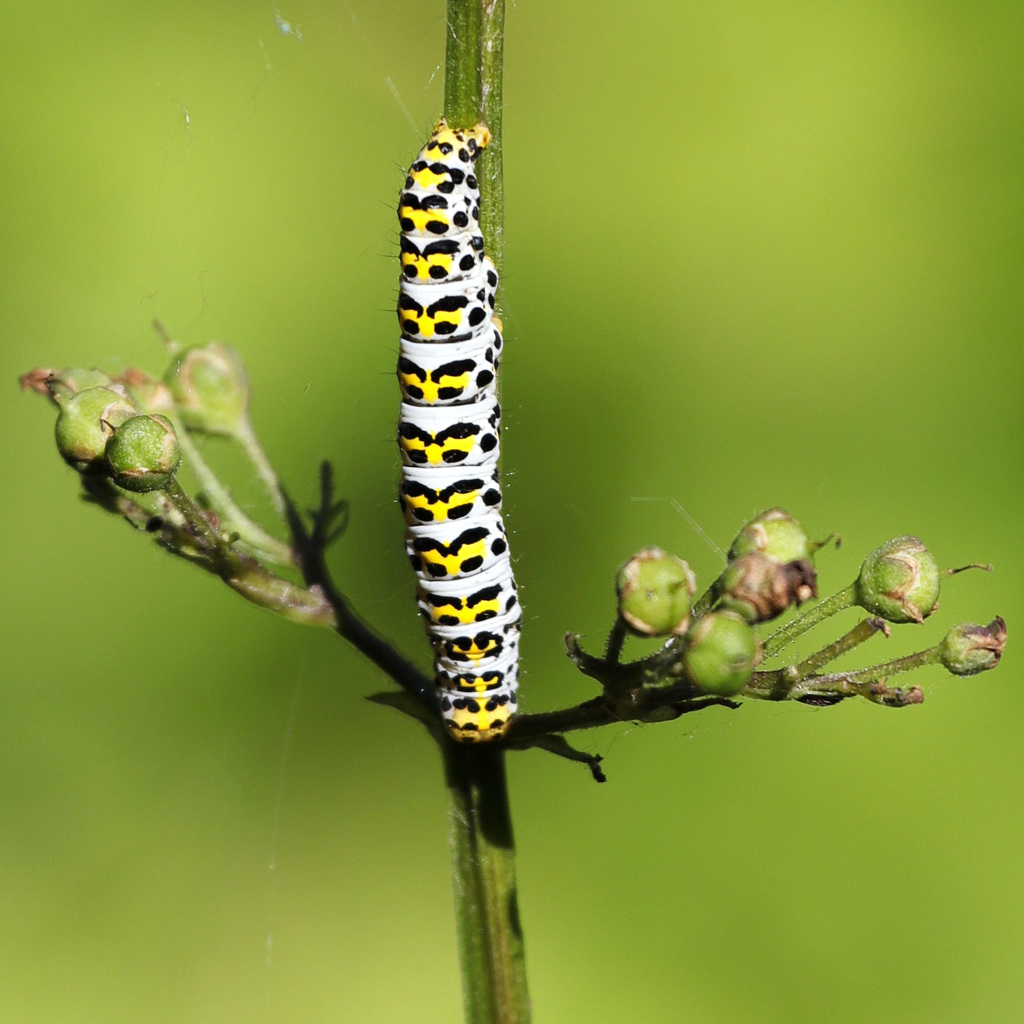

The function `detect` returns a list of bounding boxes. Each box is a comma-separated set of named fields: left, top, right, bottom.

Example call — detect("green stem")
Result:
left=222, top=564, right=336, bottom=627
left=691, top=574, right=724, bottom=620
left=791, top=616, right=886, bottom=677
left=234, top=413, right=288, bottom=520
left=605, top=618, right=629, bottom=666
left=443, top=4, right=526, bottom=1022
left=172, top=419, right=294, bottom=566
left=445, top=0, right=505, bottom=276
left=762, top=582, right=857, bottom=660
left=744, top=643, right=940, bottom=704
left=817, top=646, right=942, bottom=689
left=162, top=476, right=225, bottom=549
left=444, top=0, right=481, bottom=129
left=444, top=744, right=529, bottom=1024
left=162, top=476, right=335, bottom=627
left=477, top=0, right=505, bottom=274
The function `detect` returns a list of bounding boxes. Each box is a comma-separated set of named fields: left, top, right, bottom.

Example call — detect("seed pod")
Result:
left=104, top=414, right=181, bottom=493
left=615, top=547, right=697, bottom=636
left=938, top=617, right=1007, bottom=676
left=729, top=508, right=811, bottom=564
left=855, top=536, right=940, bottom=623
left=119, top=367, right=177, bottom=415
left=719, top=552, right=817, bottom=623
left=24, top=366, right=115, bottom=403
left=164, top=342, right=249, bottom=436
left=682, top=611, right=761, bottom=696
left=54, top=386, right=138, bottom=472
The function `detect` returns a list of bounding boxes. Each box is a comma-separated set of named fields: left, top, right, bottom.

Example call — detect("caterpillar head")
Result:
left=425, top=120, right=491, bottom=165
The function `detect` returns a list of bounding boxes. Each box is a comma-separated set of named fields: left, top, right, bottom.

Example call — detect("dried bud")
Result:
left=729, top=507, right=811, bottom=564
left=616, top=547, right=697, bottom=636
left=54, top=386, right=139, bottom=472
left=118, top=367, right=176, bottom=415
left=163, top=341, right=250, bottom=435
left=22, top=367, right=115, bottom=404
left=104, top=414, right=181, bottom=492
left=938, top=617, right=1007, bottom=676
left=719, top=552, right=818, bottom=623
left=682, top=610, right=761, bottom=696
left=855, top=536, right=940, bottom=623
left=20, top=368, right=59, bottom=398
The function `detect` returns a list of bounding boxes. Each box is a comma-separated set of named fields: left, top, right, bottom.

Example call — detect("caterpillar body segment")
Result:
left=399, top=232, right=486, bottom=284
left=405, top=509, right=509, bottom=578
left=397, top=397, right=501, bottom=468
left=437, top=655, right=519, bottom=743
left=397, top=335, right=500, bottom=406
left=429, top=608, right=522, bottom=671
left=398, top=463, right=502, bottom=526
left=397, top=259, right=497, bottom=341
left=416, top=557, right=520, bottom=627
left=397, top=120, right=518, bottom=742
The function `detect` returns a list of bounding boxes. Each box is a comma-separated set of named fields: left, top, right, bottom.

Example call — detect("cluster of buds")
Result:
left=613, top=509, right=818, bottom=696
left=26, top=372, right=182, bottom=494
left=720, top=506, right=820, bottom=622
left=605, top=509, right=1006, bottom=708
left=21, top=338, right=334, bottom=627
left=22, top=336, right=257, bottom=506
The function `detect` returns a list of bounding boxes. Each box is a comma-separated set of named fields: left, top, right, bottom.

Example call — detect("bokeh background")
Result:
left=2, top=1, right=1022, bottom=1021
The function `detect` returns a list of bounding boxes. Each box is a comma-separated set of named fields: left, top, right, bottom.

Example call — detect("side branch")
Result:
left=286, top=462, right=435, bottom=709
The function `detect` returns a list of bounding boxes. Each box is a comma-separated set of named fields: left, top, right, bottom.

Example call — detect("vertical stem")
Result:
left=445, top=744, right=530, bottom=1024
left=477, top=0, right=506, bottom=275
left=442, top=3, right=527, bottom=1022
left=444, top=0, right=482, bottom=129
left=445, top=0, right=506, bottom=276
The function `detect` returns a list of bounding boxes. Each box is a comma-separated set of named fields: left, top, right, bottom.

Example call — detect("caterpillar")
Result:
left=397, top=120, right=520, bottom=743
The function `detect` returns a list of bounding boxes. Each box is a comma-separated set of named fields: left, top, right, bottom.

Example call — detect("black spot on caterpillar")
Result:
left=397, top=120, right=518, bottom=741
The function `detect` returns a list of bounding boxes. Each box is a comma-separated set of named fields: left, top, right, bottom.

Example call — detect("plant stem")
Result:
left=443, top=4, right=527, bottom=1022
left=284, top=467, right=436, bottom=707
left=446, top=0, right=505, bottom=275
left=444, top=744, right=529, bottom=1024
left=162, top=476, right=225, bottom=549
left=235, top=413, right=288, bottom=519
left=791, top=616, right=887, bottom=677
left=172, top=419, right=294, bottom=566
left=477, top=0, right=505, bottom=273
left=762, top=582, right=857, bottom=660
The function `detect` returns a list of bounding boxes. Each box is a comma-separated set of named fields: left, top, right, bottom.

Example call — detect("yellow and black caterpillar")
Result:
left=397, top=121, right=519, bottom=742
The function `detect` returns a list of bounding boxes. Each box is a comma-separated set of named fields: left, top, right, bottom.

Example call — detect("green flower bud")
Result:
left=164, top=341, right=249, bottom=435
left=729, top=507, right=811, bottom=564
left=682, top=610, right=760, bottom=696
left=54, top=386, right=139, bottom=472
left=104, top=414, right=181, bottom=492
left=938, top=617, right=1006, bottom=676
left=719, top=552, right=817, bottom=623
left=855, top=536, right=940, bottom=623
left=616, top=547, right=697, bottom=636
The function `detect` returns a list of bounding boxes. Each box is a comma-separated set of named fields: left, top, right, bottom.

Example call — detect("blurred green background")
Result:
left=2, top=1, right=1022, bottom=1021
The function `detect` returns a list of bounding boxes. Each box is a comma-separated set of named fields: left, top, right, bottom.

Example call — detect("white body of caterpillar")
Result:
left=397, top=120, right=519, bottom=742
